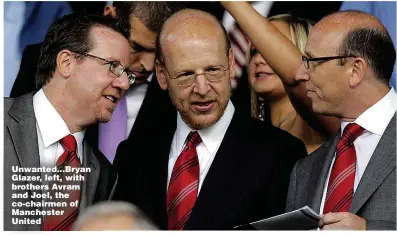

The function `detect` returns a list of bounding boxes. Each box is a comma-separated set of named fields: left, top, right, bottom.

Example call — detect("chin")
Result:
left=183, top=113, right=220, bottom=130
left=95, top=110, right=112, bottom=124
left=254, top=84, right=276, bottom=95
left=312, top=103, right=329, bottom=116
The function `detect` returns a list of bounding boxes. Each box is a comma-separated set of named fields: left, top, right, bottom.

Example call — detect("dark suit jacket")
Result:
left=113, top=105, right=308, bottom=230
left=286, top=115, right=396, bottom=230
left=3, top=93, right=118, bottom=231
left=10, top=42, right=170, bottom=150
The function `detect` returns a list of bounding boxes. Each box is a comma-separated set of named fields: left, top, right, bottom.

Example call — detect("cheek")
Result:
left=129, top=53, right=141, bottom=66
left=213, top=81, right=231, bottom=100
left=169, top=86, right=189, bottom=104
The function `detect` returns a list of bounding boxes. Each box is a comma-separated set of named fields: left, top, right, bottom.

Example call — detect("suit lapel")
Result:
left=306, top=132, right=341, bottom=213
left=7, top=93, right=42, bottom=203
left=150, top=109, right=177, bottom=229
left=79, top=140, right=99, bottom=210
left=186, top=114, right=244, bottom=229
left=350, top=115, right=396, bottom=213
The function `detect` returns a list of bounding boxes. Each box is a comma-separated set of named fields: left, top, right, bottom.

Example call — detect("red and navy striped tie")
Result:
left=167, top=131, right=202, bottom=230
left=323, top=123, right=365, bottom=214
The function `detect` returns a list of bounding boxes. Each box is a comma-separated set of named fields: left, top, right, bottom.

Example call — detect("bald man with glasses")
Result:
left=113, top=9, right=307, bottom=230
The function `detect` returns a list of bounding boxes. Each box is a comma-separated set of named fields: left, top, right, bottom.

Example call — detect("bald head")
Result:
left=309, top=10, right=395, bottom=83
left=156, top=9, right=230, bottom=64
left=317, top=10, right=387, bottom=33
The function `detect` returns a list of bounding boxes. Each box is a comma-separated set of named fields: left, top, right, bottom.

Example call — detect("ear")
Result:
left=155, top=60, right=169, bottom=90
left=104, top=5, right=117, bottom=18
left=57, top=49, right=74, bottom=78
left=348, top=57, right=366, bottom=88
left=228, top=48, right=236, bottom=79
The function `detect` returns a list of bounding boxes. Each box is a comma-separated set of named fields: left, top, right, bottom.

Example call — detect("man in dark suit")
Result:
left=285, top=11, right=397, bottom=230
left=10, top=2, right=186, bottom=162
left=4, top=14, right=132, bottom=231
left=113, top=9, right=308, bottom=230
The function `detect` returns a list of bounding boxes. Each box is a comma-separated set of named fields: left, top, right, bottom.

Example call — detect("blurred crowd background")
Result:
left=5, top=1, right=395, bottom=97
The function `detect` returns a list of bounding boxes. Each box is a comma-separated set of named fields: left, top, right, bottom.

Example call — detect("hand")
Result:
left=319, top=212, right=366, bottom=230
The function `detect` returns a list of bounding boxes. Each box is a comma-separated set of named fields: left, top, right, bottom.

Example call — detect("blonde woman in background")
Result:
left=248, top=14, right=326, bottom=153
left=223, top=2, right=341, bottom=141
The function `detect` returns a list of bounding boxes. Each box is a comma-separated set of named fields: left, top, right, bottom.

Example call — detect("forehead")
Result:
left=129, top=16, right=156, bottom=49
left=89, top=27, right=130, bottom=63
left=305, top=26, right=346, bottom=57
left=163, top=36, right=228, bottom=71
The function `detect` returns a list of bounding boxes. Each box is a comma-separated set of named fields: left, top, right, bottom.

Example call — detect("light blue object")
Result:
left=4, top=2, right=26, bottom=97
left=3, top=1, right=72, bottom=96
left=340, top=1, right=396, bottom=89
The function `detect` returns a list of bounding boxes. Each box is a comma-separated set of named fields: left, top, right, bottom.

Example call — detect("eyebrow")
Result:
left=130, top=40, right=156, bottom=52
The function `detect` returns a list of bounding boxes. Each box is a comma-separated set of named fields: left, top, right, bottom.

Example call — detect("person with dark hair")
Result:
left=4, top=13, right=132, bottom=231
left=10, top=2, right=186, bottom=163
left=223, top=1, right=396, bottom=230
left=114, top=8, right=307, bottom=230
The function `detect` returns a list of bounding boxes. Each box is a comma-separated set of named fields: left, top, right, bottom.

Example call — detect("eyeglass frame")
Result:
left=302, top=55, right=356, bottom=69
left=72, top=52, right=136, bottom=85
left=160, top=63, right=230, bottom=87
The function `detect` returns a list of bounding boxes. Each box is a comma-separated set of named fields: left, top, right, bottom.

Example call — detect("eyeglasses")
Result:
left=302, top=55, right=356, bottom=69
left=163, top=65, right=229, bottom=87
left=73, top=52, right=136, bottom=85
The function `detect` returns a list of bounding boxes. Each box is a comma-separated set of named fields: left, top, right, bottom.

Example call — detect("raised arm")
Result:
left=222, top=1, right=340, bottom=137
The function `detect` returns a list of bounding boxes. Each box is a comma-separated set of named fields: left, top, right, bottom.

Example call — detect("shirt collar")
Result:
left=341, top=88, right=397, bottom=136
left=33, top=89, right=85, bottom=152
left=175, top=100, right=235, bottom=154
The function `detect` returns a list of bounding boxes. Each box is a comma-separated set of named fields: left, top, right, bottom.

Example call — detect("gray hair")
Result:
left=72, top=201, right=157, bottom=230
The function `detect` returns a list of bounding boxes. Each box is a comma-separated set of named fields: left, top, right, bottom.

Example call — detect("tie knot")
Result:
left=341, top=123, right=365, bottom=144
left=186, top=131, right=202, bottom=147
left=60, top=134, right=77, bottom=152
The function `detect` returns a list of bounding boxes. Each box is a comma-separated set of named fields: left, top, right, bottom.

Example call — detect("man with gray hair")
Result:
left=72, top=201, right=157, bottom=230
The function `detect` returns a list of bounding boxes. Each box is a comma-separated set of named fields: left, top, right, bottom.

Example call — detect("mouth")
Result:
left=191, top=101, right=215, bottom=112
left=103, top=95, right=118, bottom=104
left=131, top=70, right=151, bottom=81
left=306, top=89, right=316, bottom=97
left=255, top=72, right=274, bottom=79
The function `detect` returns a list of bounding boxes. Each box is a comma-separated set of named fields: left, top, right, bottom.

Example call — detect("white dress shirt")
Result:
left=124, top=74, right=151, bottom=137
left=319, top=88, right=397, bottom=214
left=33, top=89, right=85, bottom=168
left=167, top=101, right=235, bottom=194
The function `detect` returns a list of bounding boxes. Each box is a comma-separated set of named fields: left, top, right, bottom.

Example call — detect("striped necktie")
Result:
left=43, top=134, right=81, bottom=231
left=323, top=123, right=365, bottom=214
left=167, top=131, right=202, bottom=230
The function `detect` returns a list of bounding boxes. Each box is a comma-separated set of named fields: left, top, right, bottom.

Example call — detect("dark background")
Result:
left=69, top=1, right=343, bottom=23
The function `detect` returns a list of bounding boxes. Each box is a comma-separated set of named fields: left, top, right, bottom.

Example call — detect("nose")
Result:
left=192, top=74, right=211, bottom=95
left=140, top=52, right=156, bottom=72
left=252, top=53, right=268, bottom=66
left=112, top=73, right=130, bottom=92
left=295, top=63, right=310, bottom=82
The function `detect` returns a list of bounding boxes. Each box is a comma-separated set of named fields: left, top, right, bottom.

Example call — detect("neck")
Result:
left=43, top=84, right=84, bottom=134
left=265, top=94, right=296, bottom=127
left=340, top=83, right=390, bottom=122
